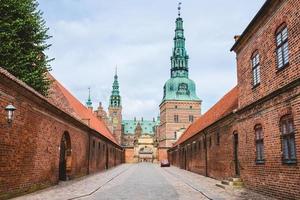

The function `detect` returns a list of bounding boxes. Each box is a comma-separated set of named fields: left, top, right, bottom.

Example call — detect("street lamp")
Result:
left=5, top=103, right=16, bottom=124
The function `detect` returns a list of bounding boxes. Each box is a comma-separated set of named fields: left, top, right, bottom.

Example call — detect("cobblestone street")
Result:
left=13, top=163, right=274, bottom=200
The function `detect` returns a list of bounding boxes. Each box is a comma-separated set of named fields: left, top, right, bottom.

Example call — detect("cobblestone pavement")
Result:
left=13, top=163, right=276, bottom=200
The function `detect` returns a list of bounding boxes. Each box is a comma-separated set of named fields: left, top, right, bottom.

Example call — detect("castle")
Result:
left=89, top=4, right=201, bottom=162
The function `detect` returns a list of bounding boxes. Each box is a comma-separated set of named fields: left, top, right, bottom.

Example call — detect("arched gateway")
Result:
left=59, top=132, right=72, bottom=181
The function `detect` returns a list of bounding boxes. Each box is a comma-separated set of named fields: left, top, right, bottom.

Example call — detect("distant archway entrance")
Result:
left=59, top=132, right=71, bottom=181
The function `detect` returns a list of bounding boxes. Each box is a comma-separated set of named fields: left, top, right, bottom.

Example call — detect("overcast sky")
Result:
left=38, top=0, right=265, bottom=120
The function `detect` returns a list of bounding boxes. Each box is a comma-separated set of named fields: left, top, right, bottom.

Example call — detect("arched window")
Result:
left=251, top=52, right=261, bottom=86
left=254, top=124, right=264, bottom=163
left=280, top=115, right=296, bottom=164
left=276, top=25, right=289, bottom=69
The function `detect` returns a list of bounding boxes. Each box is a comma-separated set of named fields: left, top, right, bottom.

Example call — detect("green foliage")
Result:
left=0, top=0, right=53, bottom=95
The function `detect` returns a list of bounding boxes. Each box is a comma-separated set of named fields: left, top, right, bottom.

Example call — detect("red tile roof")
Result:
left=0, top=67, right=118, bottom=145
left=47, top=74, right=118, bottom=145
left=174, top=86, right=238, bottom=147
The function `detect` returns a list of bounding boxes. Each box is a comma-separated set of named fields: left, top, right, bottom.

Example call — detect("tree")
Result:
left=0, top=0, right=52, bottom=95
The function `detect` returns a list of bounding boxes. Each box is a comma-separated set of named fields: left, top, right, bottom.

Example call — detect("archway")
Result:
left=59, top=132, right=71, bottom=181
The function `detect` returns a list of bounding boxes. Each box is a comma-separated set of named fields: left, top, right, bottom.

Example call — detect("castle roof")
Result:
left=122, top=119, right=160, bottom=135
left=174, top=86, right=238, bottom=147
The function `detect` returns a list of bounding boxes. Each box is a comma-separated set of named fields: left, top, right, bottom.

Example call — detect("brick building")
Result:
left=0, top=68, right=124, bottom=199
left=168, top=0, right=300, bottom=199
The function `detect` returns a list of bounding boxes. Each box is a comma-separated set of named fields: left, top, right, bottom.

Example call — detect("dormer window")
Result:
left=276, top=26, right=289, bottom=69
left=251, top=52, right=260, bottom=86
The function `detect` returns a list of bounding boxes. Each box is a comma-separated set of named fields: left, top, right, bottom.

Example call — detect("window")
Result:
left=251, top=53, right=261, bottom=86
left=98, top=142, right=101, bottom=150
left=276, top=26, right=289, bottom=69
left=280, top=115, right=296, bottom=164
left=174, top=115, right=179, bottom=123
left=93, top=140, right=95, bottom=148
left=190, top=106, right=193, bottom=109
left=216, top=132, right=220, bottom=145
left=255, top=125, right=264, bottom=163
left=189, top=115, right=194, bottom=122
left=175, top=105, right=178, bottom=109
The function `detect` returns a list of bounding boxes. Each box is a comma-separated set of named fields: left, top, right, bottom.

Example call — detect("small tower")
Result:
left=135, top=122, right=142, bottom=138
left=86, top=87, right=93, bottom=111
left=108, top=68, right=123, bottom=145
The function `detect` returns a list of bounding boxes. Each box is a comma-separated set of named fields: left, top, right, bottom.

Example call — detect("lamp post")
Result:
left=5, top=104, right=16, bottom=123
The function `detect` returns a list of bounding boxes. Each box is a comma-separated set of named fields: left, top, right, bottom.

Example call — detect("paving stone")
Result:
left=12, top=164, right=276, bottom=200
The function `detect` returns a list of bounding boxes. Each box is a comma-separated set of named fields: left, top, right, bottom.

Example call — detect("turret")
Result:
left=86, top=87, right=93, bottom=111
left=109, top=68, right=121, bottom=108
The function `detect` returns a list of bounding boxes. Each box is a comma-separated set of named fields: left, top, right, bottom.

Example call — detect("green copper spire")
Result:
left=161, top=3, right=200, bottom=103
left=110, top=67, right=121, bottom=107
left=171, top=2, right=189, bottom=78
left=86, top=87, right=93, bottom=108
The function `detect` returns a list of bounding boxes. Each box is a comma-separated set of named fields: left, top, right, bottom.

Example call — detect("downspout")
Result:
left=204, top=132, right=208, bottom=177
left=87, top=132, right=91, bottom=175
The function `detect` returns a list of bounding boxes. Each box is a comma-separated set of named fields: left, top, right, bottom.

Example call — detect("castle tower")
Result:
left=86, top=87, right=93, bottom=112
left=108, top=69, right=123, bottom=145
left=158, top=3, right=201, bottom=155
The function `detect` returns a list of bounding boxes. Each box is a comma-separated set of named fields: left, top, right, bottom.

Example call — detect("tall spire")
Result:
left=170, top=2, right=189, bottom=78
left=161, top=3, right=200, bottom=103
left=86, top=87, right=93, bottom=108
left=178, top=2, right=182, bottom=17
left=110, top=68, right=121, bottom=107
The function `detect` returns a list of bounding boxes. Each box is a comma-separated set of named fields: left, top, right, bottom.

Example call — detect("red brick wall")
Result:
left=235, top=0, right=300, bottom=109
left=237, top=86, right=300, bottom=199
left=158, top=148, right=168, bottom=161
left=125, top=148, right=135, bottom=163
left=168, top=115, right=236, bottom=180
left=0, top=71, right=123, bottom=199
left=159, top=101, right=201, bottom=148
left=233, top=0, right=300, bottom=198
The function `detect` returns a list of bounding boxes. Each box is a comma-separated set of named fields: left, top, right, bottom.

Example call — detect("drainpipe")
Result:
left=204, top=132, right=208, bottom=177
left=87, top=133, right=91, bottom=175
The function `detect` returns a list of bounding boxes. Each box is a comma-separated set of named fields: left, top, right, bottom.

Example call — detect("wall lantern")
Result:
left=5, top=103, right=16, bottom=123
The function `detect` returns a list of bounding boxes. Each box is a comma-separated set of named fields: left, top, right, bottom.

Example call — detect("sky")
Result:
left=38, top=0, right=265, bottom=120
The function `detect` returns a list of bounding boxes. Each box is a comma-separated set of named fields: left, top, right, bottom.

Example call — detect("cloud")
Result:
left=39, top=0, right=265, bottom=119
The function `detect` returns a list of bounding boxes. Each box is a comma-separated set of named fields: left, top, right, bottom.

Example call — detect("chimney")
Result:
left=82, top=118, right=91, bottom=126
left=234, top=35, right=241, bottom=42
